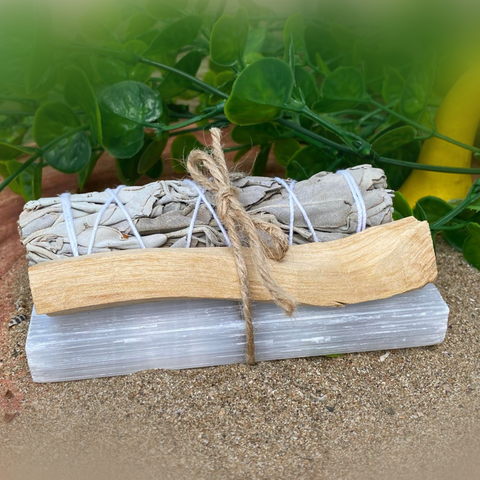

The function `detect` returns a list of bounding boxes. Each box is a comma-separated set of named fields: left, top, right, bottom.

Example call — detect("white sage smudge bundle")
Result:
left=18, top=164, right=393, bottom=266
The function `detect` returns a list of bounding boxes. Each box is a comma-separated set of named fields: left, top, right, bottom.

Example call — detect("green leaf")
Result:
left=116, top=154, right=142, bottom=186
left=0, top=161, right=21, bottom=195
left=145, top=0, right=189, bottom=19
left=210, top=7, right=249, bottom=67
left=245, top=28, right=267, bottom=55
left=0, top=143, right=31, bottom=161
left=295, top=68, right=318, bottom=107
left=93, top=41, right=153, bottom=85
left=126, top=13, right=156, bottom=40
left=416, top=196, right=453, bottom=224
left=286, top=145, right=332, bottom=181
left=443, top=228, right=468, bottom=252
left=158, top=51, right=203, bottom=100
left=5, top=159, right=37, bottom=201
left=392, top=191, right=413, bottom=220
left=33, top=102, right=91, bottom=174
left=372, top=126, right=416, bottom=156
left=124, top=41, right=155, bottom=82
left=400, top=61, right=435, bottom=121
left=136, top=29, right=161, bottom=47
left=225, top=58, right=294, bottom=125
left=65, top=66, right=102, bottom=145
left=137, top=133, right=169, bottom=174
left=252, top=144, right=270, bottom=176
left=0, top=125, right=28, bottom=147
left=145, top=157, right=164, bottom=179
left=215, top=70, right=235, bottom=87
left=99, top=81, right=162, bottom=159
left=170, top=133, right=203, bottom=173
left=79, top=0, right=121, bottom=40
left=283, top=13, right=306, bottom=58
left=145, top=16, right=203, bottom=56
left=286, top=37, right=295, bottom=75
left=25, top=2, right=53, bottom=95
left=231, top=123, right=279, bottom=145
left=261, top=32, right=284, bottom=56
left=382, top=66, right=405, bottom=105
left=273, top=138, right=300, bottom=166
left=315, top=53, right=331, bottom=75
left=463, top=223, right=480, bottom=270
left=115, top=135, right=165, bottom=186
left=450, top=196, right=480, bottom=215
left=316, top=67, right=367, bottom=112
left=413, top=201, right=427, bottom=222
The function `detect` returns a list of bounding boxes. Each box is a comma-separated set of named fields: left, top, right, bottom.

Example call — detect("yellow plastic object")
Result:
left=400, top=65, right=480, bottom=206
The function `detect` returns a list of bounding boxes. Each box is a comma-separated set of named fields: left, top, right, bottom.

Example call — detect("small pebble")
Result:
left=379, top=352, right=390, bottom=362
left=4, top=413, right=16, bottom=423
left=9, top=314, right=26, bottom=328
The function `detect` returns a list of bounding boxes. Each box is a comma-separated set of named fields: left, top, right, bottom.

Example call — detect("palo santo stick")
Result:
left=28, top=217, right=437, bottom=315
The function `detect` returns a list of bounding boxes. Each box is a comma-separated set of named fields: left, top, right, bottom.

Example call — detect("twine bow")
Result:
left=187, top=128, right=297, bottom=365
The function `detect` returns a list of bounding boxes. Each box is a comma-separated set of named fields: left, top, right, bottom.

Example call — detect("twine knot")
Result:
left=187, top=128, right=297, bottom=365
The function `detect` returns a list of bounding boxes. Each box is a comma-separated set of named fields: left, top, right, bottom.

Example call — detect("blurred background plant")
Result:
left=1, top=0, right=480, bottom=268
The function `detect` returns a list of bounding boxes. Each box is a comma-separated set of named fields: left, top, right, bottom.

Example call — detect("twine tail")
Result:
left=186, top=128, right=297, bottom=365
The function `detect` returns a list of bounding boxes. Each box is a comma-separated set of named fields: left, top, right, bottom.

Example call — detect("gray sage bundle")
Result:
left=18, top=164, right=393, bottom=266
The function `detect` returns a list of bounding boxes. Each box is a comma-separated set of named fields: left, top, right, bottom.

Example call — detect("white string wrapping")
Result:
left=185, top=194, right=203, bottom=248
left=60, top=192, right=79, bottom=257
left=184, top=179, right=231, bottom=248
left=336, top=170, right=367, bottom=233
left=87, top=185, right=146, bottom=254
left=87, top=186, right=120, bottom=255
left=287, top=180, right=296, bottom=246
left=274, top=177, right=319, bottom=245
left=107, top=187, right=146, bottom=249
left=61, top=171, right=367, bottom=257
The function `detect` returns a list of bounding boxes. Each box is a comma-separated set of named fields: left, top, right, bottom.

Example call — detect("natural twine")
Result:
left=187, top=128, right=297, bottom=365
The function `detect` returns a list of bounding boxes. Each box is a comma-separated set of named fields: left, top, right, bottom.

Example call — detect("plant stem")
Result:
left=369, top=99, right=480, bottom=155
left=280, top=119, right=480, bottom=174
left=0, top=154, right=39, bottom=193
left=277, top=118, right=351, bottom=153
left=375, top=156, right=480, bottom=174
left=224, top=144, right=252, bottom=153
left=431, top=223, right=467, bottom=231
left=299, top=106, right=372, bottom=156
left=359, top=103, right=393, bottom=124
left=169, top=119, right=230, bottom=137
left=138, top=57, right=228, bottom=99
left=430, top=182, right=480, bottom=229
left=161, top=104, right=225, bottom=132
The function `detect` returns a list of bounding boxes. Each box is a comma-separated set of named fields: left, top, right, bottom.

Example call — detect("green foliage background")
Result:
left=1, top=0, right=480, bottom=267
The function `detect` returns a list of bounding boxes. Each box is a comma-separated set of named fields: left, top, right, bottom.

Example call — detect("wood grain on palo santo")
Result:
left=29, top=217, right=437, bottom=316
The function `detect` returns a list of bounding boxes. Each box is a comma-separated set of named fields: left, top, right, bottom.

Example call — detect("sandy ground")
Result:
left=1, top=151, right=479, bottom=480
left=0, top=239, right=479, bottom=480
